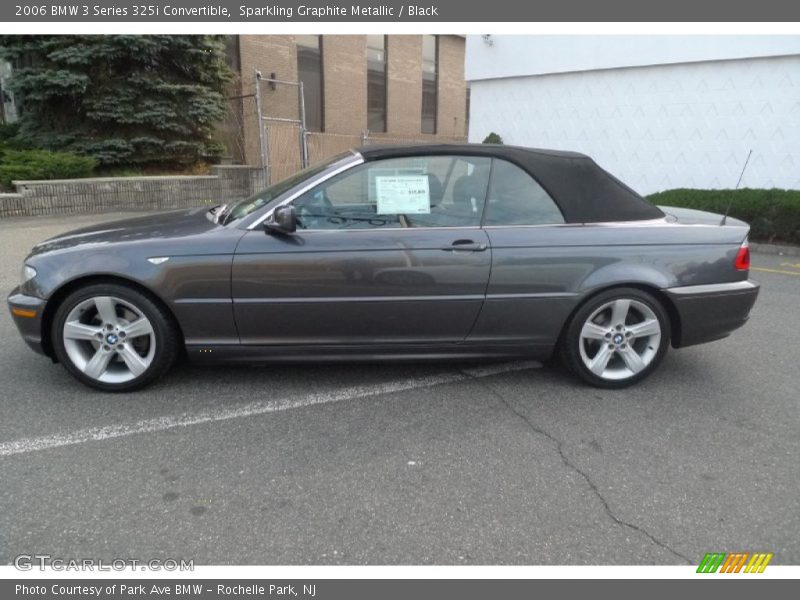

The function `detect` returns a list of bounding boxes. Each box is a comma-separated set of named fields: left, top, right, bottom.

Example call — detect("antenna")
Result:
left=721, top=149, right=752, bottom=225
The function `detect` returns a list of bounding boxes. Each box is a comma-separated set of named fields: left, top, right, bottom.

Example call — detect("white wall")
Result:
left=466, top=35, right=800, bottom=81
left=467, top=40, right=800, bottom=194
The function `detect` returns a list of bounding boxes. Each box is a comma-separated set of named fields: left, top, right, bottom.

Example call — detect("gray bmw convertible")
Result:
left=8, top=144, right=759, bottom=392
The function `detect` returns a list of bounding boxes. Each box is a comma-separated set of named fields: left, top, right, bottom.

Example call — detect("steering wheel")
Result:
left=296, top=191, right=336, bottom=229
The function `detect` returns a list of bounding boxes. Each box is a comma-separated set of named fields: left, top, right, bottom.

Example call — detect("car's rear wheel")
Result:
left=560, top=287, right=670, bottom=388
left=52, top=283, right=180, bottom=392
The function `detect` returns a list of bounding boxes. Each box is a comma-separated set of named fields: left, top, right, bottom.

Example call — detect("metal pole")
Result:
left=253, top=71, right=270, bottom=186
left=298, top=81, right=309, bottom=169
left=261, top=116, right=304, bottom=124
left=257, top=77, right=301, bottom=87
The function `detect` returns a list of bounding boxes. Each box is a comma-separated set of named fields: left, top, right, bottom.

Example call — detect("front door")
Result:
left=232, top=154, right=493, bottom=346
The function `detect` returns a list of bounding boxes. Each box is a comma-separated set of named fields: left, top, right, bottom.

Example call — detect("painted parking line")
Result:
left=751, top=267, right=800, bottom=277
left=0, top=361, right=538, bottom=458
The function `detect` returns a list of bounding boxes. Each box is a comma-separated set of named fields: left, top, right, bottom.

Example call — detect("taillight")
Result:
left=734, top=239, right=750, bottom=271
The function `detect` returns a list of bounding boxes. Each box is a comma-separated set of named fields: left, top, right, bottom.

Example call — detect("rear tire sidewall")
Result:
left=561, top=287, right=671, bottom=389
left=52, top=283, right=178, bottom=392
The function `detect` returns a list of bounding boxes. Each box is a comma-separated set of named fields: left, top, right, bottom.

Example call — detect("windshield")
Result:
left=219, top=152, right=354, bottom=225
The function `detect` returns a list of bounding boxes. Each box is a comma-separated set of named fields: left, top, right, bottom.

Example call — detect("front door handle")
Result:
left=443, top=239, right=488, bottom=252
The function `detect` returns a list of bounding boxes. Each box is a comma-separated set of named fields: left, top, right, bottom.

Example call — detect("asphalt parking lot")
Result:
left=0, top=213, right=798, bottom=566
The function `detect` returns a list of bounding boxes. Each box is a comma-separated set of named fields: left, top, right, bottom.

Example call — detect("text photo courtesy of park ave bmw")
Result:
left=0, top=1, right=799, bottom=596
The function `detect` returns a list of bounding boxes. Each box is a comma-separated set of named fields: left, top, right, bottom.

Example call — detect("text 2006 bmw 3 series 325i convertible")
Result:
left=8, top=144, right=759, bottom=392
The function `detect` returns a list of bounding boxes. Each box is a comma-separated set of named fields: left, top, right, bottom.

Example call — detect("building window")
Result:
left=296, top=35, right=323, bottom=132
left=421, top=35, right=438, bottom=134
left=366, top=35, right=387, bottom=133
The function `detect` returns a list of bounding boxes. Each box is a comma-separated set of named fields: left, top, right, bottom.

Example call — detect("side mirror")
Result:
left=265, top=205, right=297, bottom=234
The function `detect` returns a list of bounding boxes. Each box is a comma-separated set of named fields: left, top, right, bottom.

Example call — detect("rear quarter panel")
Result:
left=469, top=220, right=749, bottom=347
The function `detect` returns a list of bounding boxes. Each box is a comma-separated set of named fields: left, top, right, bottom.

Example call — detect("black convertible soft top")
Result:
left=357, top=144, right=664, bottom=224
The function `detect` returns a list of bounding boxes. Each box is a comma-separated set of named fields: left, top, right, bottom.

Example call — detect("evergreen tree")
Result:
left=0, top=35, right=232, bottom=167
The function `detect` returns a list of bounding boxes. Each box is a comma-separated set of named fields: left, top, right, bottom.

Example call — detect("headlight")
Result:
left=21, top=264, right=37, bottom=284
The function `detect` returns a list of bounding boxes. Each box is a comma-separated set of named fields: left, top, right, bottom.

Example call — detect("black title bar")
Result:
left=3, top=579, right=797, bottom=600
left=3, top=0, right=800, bottom=22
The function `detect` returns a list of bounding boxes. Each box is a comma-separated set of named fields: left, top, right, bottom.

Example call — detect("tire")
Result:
left=51, top=283, right=180, bottom=392
left=559, top=287, right=671, bottom=389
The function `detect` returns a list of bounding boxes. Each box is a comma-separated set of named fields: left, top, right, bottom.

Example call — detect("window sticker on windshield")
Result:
left=375, top=175, right=431, bottom=214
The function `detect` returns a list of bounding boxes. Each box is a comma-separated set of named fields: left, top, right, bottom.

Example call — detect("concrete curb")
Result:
left=750, top=242, right=800, bottom=257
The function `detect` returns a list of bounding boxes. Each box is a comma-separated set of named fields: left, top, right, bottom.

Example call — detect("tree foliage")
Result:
left=0, top=35, right=232, bottom=167
left=482, top=132, right=504, bottom=144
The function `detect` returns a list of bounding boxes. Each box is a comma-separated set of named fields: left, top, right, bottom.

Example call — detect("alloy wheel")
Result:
left=577, top=298, right=662, bottom=381
left=61, top=295, right=156, bottom=384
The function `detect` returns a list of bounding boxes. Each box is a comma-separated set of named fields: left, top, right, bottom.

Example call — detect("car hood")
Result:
left=28, top=207, right=222, bottom=257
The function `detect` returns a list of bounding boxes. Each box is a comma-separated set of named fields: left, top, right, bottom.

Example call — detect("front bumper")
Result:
left=7, top=286, right=48, bottom=356
left=664, top=280, right=760, bottom=348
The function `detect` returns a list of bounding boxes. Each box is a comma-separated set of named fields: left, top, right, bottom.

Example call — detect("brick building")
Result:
left=222, top=35, right=467, bottom=182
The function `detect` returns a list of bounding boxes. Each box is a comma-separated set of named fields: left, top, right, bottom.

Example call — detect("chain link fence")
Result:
left=305, top=131, right=468, bottom=170
left=220, top=71, right=468, bottom=186
left=306, top=131, right=363, bottom=166
left=267, top=123, right=306, bottom=183
left=217, top=72, right=267, bottom=187
left=361, top=132, right=468, bottom=147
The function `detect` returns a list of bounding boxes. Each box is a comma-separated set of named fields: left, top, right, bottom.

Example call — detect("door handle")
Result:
left=443, top=239, right=488, bottom=252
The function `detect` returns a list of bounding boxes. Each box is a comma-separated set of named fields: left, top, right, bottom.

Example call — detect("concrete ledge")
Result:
left=0, top=166, right=266, bottom=219
left=13, top=175, right=218, bottom=186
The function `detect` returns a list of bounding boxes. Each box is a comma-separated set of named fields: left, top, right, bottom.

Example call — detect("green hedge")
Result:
left=0, top=147, right=98, bottom=190
left=646, top=188, right=800, bottom=246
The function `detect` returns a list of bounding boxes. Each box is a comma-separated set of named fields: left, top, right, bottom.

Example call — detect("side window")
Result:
left=483, top=159, right=565, bottom=226
left=291, top=155, right=491, bottom=230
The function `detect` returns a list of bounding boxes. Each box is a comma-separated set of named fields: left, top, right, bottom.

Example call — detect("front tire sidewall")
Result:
left=52, top=284, right=177, bottom=392
left=562, top=288, right=671, bottom=389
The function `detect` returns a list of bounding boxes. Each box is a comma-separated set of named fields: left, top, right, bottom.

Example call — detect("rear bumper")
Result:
left=664, top=280, right=760, bottom=348
left=7, top=287, right=48, bottom=356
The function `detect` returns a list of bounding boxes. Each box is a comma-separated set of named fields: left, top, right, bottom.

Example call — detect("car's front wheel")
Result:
left=52, top=283, right=180, bottom=392
left=560, top=287, right=670, bottom=388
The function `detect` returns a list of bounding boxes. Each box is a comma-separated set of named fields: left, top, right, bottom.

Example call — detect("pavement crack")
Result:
left=459, top=369, right=693, bottom=565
